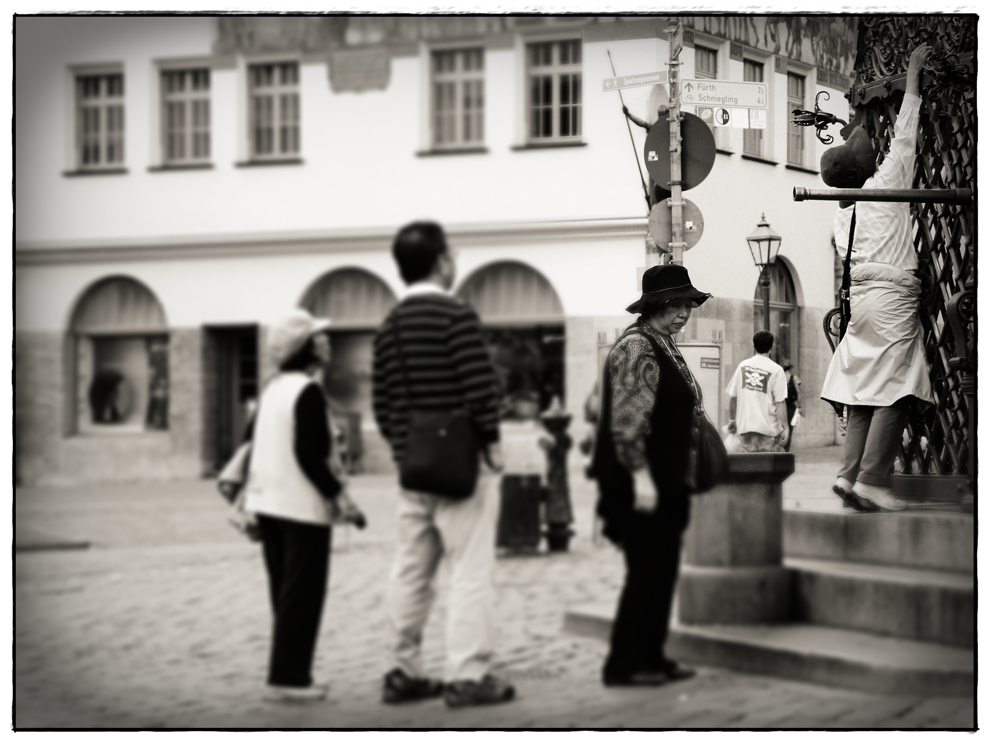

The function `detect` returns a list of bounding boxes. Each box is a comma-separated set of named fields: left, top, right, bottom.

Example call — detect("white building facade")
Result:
left=15, top=16, right=858, bottom=485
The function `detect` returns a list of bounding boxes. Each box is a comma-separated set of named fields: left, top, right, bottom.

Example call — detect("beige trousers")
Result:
left=386, top=475, right=498, bottom=683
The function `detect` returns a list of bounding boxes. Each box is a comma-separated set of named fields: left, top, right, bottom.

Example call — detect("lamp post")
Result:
left=746, top=213, right=783, bottom=332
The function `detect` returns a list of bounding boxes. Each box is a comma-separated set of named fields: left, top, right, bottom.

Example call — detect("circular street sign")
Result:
left=643, top=111, right=717, bottom=191
left=649, top=198, right=706, bottom=251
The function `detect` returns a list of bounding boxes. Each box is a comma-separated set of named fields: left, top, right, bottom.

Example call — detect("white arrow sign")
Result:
left=602, top=70, right=668, bottom=92
left=680, top=79, right=768, bottom=109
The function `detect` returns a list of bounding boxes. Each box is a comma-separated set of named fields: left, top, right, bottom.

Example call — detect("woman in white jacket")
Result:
left=244, top=309, right=363, bottom=702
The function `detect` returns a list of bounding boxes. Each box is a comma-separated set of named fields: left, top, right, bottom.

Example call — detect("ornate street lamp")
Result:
left=747, top=214, right=783, bottom=333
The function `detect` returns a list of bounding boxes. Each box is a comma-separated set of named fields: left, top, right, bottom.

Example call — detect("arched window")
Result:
left=753, top=261, right=798, bottom=366
left=70, top=277, right=169, bottom=432
left=456, top=262, right=565, bottom=420
left=299, top=269, right=398, bottom=433
left=301, top=268, right=397, bottom=330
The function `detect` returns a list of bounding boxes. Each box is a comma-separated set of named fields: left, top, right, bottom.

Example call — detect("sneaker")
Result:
left=382, top=668, right=444, bottom=704
left=853, top=482, right=907, bottom=512
left=833, top=478, right=869, bottom=512
left=264, top=683, right=328, bottom=703
left=444, top=674, right=515, bottom=708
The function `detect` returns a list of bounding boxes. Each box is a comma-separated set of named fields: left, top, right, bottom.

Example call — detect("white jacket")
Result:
left=244, top=372, right=330, bottom=525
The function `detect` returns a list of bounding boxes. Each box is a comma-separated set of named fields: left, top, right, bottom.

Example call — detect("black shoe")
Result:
left=382, top=668, right=444, bottom=704
left=444, top=674, right=516, bottom=708
left=602, top=670, right=669, bottom=687
left=658, top=660, right=696, bottom=683
left=832, top=484, right=870, bottom=512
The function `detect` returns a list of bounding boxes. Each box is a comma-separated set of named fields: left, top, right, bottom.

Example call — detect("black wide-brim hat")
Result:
left=626, top=264, right=712, bottom=314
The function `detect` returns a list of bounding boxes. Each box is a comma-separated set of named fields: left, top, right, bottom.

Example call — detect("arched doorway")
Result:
left=301, top=269, right=398, bottom=468
left=753, top=261, right=798, bottom=366
left=69, top=276, right=169, bottom=433
left=456, top=261, right=565, bottom=420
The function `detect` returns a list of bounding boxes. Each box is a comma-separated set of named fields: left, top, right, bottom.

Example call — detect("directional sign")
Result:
left=649, top=198, right=705, bottom=250
left=643, top=111, right=716, bottom=191
left=602, top=70, right=668, bottom=92
left=680, top=79, right=768, bottom=109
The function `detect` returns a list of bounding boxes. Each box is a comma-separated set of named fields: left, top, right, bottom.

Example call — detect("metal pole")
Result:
left=667, top=19, right=685, bottom=266
left=607, top=50, right=652, bottom=214
left=761, top=266, right=771, bottom=333
left=793, top=187, right=974, bottom=204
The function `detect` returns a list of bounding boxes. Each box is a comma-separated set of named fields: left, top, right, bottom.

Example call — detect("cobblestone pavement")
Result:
left=13, top=448, right=975, bottom=730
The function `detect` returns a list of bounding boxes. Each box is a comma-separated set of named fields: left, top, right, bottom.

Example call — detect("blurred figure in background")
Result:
left=373, top=221, right=514, bottom=710
left=244, top=309, right=364, bottom=703
left=726, top=331, right=789, bottom=453
left=591, top=264, right=710, bottom=687
left=783, top=360, right=801, bottom=452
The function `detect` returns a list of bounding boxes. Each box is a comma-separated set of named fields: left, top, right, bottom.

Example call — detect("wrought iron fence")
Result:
left=848, top=16, right=976, bottom=479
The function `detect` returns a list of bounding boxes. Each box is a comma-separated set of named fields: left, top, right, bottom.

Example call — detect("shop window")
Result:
left=753, top=261, right=798, bottom=366
left=70, top=277, right=169, bottom=434
left=457, top=262, right=565, bottom=420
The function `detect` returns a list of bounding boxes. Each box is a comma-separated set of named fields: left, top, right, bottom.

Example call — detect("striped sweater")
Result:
left=372, top=290, right=501, bottom=463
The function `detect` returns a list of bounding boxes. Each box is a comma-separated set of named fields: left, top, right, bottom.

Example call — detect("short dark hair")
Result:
left=753, top=331, right=774, bottom=354
left=392, top=221, right=448, bottom=285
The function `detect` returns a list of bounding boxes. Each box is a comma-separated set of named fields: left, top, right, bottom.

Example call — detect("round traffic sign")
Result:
left=643, top=111, right=717, bottom=191
left=649, top=198, right=705, bottom=251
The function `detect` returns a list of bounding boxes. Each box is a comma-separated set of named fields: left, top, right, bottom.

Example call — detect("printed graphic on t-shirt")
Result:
left=742, top=366, right=770, bottom=393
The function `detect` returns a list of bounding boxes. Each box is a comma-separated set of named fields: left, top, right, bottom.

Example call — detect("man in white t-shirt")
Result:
left=726, top=331, right=789, bottom=452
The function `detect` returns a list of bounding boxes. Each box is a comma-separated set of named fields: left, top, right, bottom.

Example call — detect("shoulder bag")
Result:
left=395, top=312, right=480, bottom=499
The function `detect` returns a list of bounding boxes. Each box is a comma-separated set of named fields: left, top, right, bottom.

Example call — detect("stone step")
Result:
left=783, top=509, right=973, bottom=573
left=786, top=557, right=974, bottom=649
left=564, top=603, right=973, bottom=697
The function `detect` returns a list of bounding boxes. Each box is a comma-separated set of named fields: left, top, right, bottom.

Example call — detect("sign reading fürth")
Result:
left=680, top=79, right=768, bottom=109
left=602, top=70, right=668, bottom=91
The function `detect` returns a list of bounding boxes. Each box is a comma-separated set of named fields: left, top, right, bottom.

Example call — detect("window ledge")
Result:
left=235, top=158, right=304, bottom=168
left=63, top=168, right=128, bottom=177
left=786, top=163, right=820, bottom=175
left=741, top=154, right=779, bottom=166
left=417, top=147, right=489, bottom=157
left=72, top=427, right=171, bottom=438
left=148, top=163, right=214, bottom=172
left=512, top=140, right=587, bottom=151
left=716, top=147, right=735, bottom=156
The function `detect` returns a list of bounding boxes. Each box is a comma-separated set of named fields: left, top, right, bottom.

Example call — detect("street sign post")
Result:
left=680, top=79, right=769, bottom=108
left=602, top=70, right=668, bottom=92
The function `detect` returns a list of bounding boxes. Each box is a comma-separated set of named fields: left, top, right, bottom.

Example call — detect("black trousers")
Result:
left=603, top=490, right=691, bottom=678
left=258, top=514, right=331, bottom=687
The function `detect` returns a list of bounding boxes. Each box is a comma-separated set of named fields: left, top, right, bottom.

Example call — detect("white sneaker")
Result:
left=853, top=482, right=907, bottom=512
left=265, top=683, right=328, bottom=703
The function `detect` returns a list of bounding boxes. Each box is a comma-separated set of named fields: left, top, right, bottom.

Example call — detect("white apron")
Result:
left=821, top=262, right=934, bottom=408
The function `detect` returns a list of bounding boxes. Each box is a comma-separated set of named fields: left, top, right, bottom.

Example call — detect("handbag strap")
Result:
left=838, top=206, right=857, bottom=341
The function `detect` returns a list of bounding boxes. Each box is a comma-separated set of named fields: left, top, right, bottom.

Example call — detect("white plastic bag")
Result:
left=790, top=409, right=802, bottom=428
left=722, top=433, right=742, bottom=454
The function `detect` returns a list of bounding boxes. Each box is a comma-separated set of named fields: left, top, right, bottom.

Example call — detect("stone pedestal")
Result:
left=678, top=452, right=795, bottom=624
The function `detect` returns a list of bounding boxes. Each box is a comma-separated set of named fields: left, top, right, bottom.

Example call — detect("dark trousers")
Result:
left=603, top=490, right=691, bottom=678
left=838, top=399, right=909, bottom=488
left=258, top=514, right=331, bottom=687
left=784, top=402, right=797, bottom=452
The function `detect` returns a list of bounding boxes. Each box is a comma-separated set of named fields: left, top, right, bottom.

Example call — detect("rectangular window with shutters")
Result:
left=526, top=39, right=582, bottom=142
left=76, top=72, right=125, bottom=170
left=432, top=49, right=484, bottom=149
left=743, top=59, right=764, bottom=156
left=787, top=72, right=806, bottom=165
left=162, top=68, right=210, bottom=164
left=249, top=62, right=300, bottom=159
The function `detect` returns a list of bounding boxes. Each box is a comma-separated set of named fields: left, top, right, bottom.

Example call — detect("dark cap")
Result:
left=820, top=125, right=877, bottom=188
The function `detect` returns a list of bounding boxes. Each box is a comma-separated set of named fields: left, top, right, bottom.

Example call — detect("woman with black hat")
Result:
left=590, top=263, right=712, bottom=687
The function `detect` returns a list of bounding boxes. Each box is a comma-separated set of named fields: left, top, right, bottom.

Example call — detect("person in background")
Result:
left=244, top=308, right=365, bottom=703
left=590, top=263, right=711, bottom=687
left=372, top=221, right=514, bottom=709
left=783, top=360, right=801, bottom=453
left=726, top=331, right=789, bottom=453
left=820, top=43, right=935, bottom=513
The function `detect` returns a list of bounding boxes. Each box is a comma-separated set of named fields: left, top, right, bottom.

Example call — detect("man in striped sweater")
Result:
left=372, top=221, right=514, bottom=709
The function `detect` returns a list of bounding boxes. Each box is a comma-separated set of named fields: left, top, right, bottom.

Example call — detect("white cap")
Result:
left=269, top=308, right=331, bottom=366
